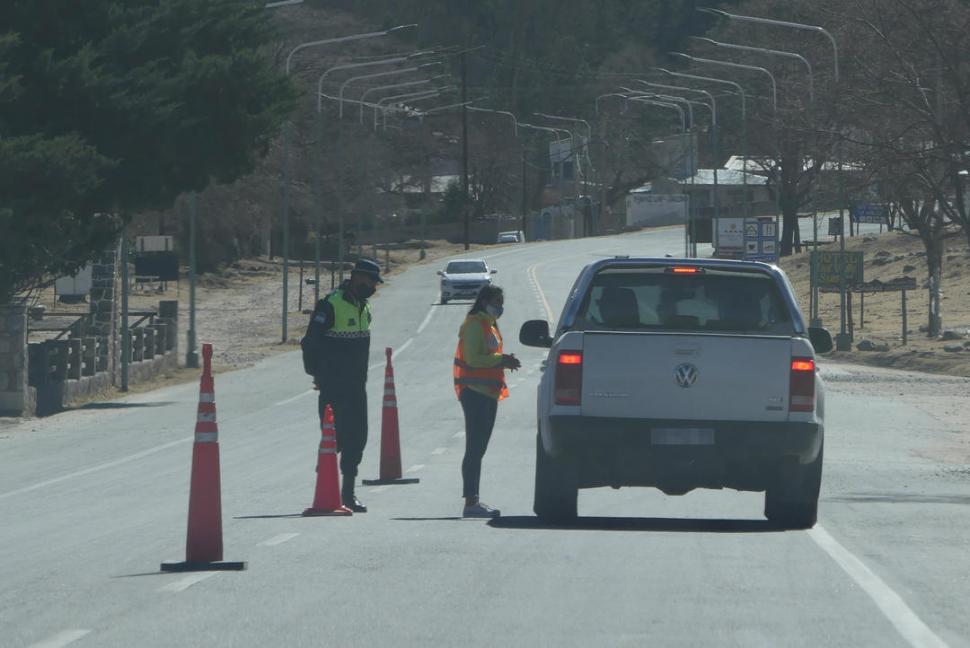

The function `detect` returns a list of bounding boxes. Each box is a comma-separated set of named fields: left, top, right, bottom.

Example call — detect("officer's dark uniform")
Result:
left=301, top=264, right=379, bottom=499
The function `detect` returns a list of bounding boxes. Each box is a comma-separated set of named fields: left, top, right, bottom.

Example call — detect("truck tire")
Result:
left=764, top=442, right=823, bottom=529
left=534, top=433, right=578, bottom=523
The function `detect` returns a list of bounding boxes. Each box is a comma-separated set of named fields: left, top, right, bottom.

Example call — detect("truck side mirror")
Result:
left=808, top=327, right=834, bottom=354
left=520, top=319, right=553, bottom=348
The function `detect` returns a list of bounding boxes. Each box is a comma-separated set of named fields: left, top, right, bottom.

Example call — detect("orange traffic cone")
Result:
left=303, top=404, right=353, bottom=516
left=162, top=344, right=246, bottom=572
left=363, top=347, right=419, bottom=486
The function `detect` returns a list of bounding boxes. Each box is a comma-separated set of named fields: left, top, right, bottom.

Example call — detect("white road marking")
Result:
left=527, top=262, right=555, bottom=322
left=392, top=338, right=414, bottom=359
left=158, top=571, right=218, bottom=593
left=416, top=306, right=437, bottom=334
left=274, top=389, right=314, bottom=407
left=0, top=437, right=192, bottom=501
left=28, top=630, right=91, bottom=648
left=808, top=525, right=949, bottom=648
left=259, top=533, right=299, bottom=547
left=453, top=431, right=465, bottom=439
left=406, top=464, right=425, bottom=473
left=431, top=447, right=447, bottom=455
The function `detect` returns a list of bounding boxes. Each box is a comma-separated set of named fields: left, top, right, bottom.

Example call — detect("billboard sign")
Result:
left=812, top=251, right=864, bottom=288
left=851, top=203, right=888, bottom=224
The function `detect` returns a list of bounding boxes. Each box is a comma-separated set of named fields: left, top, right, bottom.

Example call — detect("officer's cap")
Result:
left=352, top=258, right=384, bottom=283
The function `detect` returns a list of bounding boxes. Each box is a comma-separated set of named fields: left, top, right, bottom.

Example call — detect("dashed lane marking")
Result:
left=0, top=437, right=191, bottom=501
left=274, top=389, right=314, bottom=407
left=259, top=533, right=299, bottom=547
left=27, top=630, right=91, bottom=648
left=431, top=447, right=447, bottom=455
left=453, top=431, right=465, bottom=439
left=406, top=464, right=425, bottom=473
left=158, top=572, right=218, bottom=593
left=808, top=525, right=949, bottom=648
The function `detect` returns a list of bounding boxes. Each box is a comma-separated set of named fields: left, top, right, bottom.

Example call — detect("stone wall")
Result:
left=0, top=303, right=36, bottom=417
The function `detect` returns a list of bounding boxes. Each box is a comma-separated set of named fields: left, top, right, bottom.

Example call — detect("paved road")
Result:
left=2, top=228, right=968, bottom=648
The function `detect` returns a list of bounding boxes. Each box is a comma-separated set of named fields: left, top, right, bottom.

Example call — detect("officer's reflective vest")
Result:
left=324, top=288, right=371, bottom=339
left=453, top=314, right=509, bottom=400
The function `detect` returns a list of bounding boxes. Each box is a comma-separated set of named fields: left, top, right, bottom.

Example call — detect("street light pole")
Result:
left=634, top=80, right=721, bottom=252
left=699, top=7, right=845, bottom=342
left=534, top=113, right=594, bottom=235
left=658, top=69, right=750, bottom=227
left=626, top=97, right=691, bottom=256
left=278, top=24, right=416, bottom=342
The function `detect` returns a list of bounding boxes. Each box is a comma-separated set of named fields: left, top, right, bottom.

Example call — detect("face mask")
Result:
left=355, top=283, right=376, bottom=300
left=486, top=304, right=504, bottom=319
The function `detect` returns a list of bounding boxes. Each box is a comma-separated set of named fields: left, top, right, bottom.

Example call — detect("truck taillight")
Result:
left=789, top=357, right=815, bottom=412
left=554, top=351, right=583, bottom=406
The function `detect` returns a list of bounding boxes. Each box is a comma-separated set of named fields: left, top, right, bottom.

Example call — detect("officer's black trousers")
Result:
left=318, top=383, right=368, bottom=479
left=459, top=388, right=498, bottom=499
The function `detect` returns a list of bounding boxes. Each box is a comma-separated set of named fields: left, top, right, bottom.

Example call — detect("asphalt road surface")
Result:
left=2, top=227, right=968, bottom=648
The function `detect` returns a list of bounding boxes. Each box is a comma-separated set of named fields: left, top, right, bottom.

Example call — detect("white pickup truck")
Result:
left=519, top=257, right=833, bottom=528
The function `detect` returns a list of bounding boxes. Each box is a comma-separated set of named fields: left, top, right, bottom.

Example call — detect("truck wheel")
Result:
left=534, top=434, right=578, bottom=523
left=764, top=442, right=823, bottom=529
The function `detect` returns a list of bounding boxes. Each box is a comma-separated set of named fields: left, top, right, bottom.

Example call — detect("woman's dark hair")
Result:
left=469, top=285, right=503, bottom=314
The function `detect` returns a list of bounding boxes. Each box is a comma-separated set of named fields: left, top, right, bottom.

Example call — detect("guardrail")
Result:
left=26, top=300, right=178, bottom=415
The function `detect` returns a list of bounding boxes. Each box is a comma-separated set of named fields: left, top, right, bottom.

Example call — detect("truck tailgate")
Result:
left=580, top=332, right=792, bottom=422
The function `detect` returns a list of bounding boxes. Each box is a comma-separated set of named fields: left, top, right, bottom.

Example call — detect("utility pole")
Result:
left=120, top=226, right=130, bottom=391
left=460, top=50, right=470, bottom=250
left=186, top=193, right=199, bottom=368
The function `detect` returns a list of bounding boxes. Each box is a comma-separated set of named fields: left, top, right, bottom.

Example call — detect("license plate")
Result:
left=650, top=428, right=715, bottom=445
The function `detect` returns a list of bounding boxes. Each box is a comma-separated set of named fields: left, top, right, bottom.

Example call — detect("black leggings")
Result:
left=459, top=388, right=499, bottom=498
left=318, top=385, right=368, bottom=479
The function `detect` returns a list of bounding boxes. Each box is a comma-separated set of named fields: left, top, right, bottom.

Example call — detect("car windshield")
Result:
left=446, top=261, right=487, bottom=274
left=574, top=266, right=794, bottom=335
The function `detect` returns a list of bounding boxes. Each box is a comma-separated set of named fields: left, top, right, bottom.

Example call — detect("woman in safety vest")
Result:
left=454, top=285, right=521, bottom=518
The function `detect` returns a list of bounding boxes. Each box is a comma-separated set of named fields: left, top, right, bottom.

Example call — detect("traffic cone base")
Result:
left=302, top=505, right=353, bottom=517
left=160, top=559, right=248, bottom=572
left=365, top=347, right=419, bottom=486
left=362, top=477, right=420, bottom=485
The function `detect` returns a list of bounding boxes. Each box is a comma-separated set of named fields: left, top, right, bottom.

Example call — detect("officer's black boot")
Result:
left=342, top=475, right=367, bottom=513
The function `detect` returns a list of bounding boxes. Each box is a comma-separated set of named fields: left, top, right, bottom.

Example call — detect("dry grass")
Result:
left=779, top=230, right=970, bottom=377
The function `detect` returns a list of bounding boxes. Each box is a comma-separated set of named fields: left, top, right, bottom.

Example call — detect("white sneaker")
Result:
left=463, top=502, right=501, bottom=518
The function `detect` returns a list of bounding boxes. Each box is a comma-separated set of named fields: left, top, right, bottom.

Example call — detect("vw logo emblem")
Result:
left=674, top=363, right=698, bottom=388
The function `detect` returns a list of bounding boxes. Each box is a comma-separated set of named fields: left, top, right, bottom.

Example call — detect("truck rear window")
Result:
left=574, top=267, right=794, bottom=335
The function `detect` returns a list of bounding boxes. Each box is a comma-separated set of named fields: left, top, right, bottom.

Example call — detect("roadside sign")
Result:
left=742, top=216, right=778, bottom=263
left=716, top=218, right=745, bottom=257
left=828, top=217, right=843, bottom=236
left=812, top=250, right=864, bottom=288
left=851, top=203, right=887, bottom=224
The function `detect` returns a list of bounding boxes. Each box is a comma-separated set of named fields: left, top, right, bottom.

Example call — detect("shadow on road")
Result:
left=111, top=571, right=166, bottom=579
left=234, top=513, right=305, bottom=519
left=826, top=493, right=970, bottom=505
left=487, top=516, right=785, bottom=533
left=72, top=401, right=176, bottom=411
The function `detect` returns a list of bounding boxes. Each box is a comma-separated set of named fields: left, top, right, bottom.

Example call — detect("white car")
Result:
left=497, top=230, right=525, bottom=243
left=437, top=259, right=497, bottom=304
left=519, top=257, right=833, bottom=528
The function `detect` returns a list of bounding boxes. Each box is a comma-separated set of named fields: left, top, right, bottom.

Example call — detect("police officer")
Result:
left=301, top=259, right=382, bottom=513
